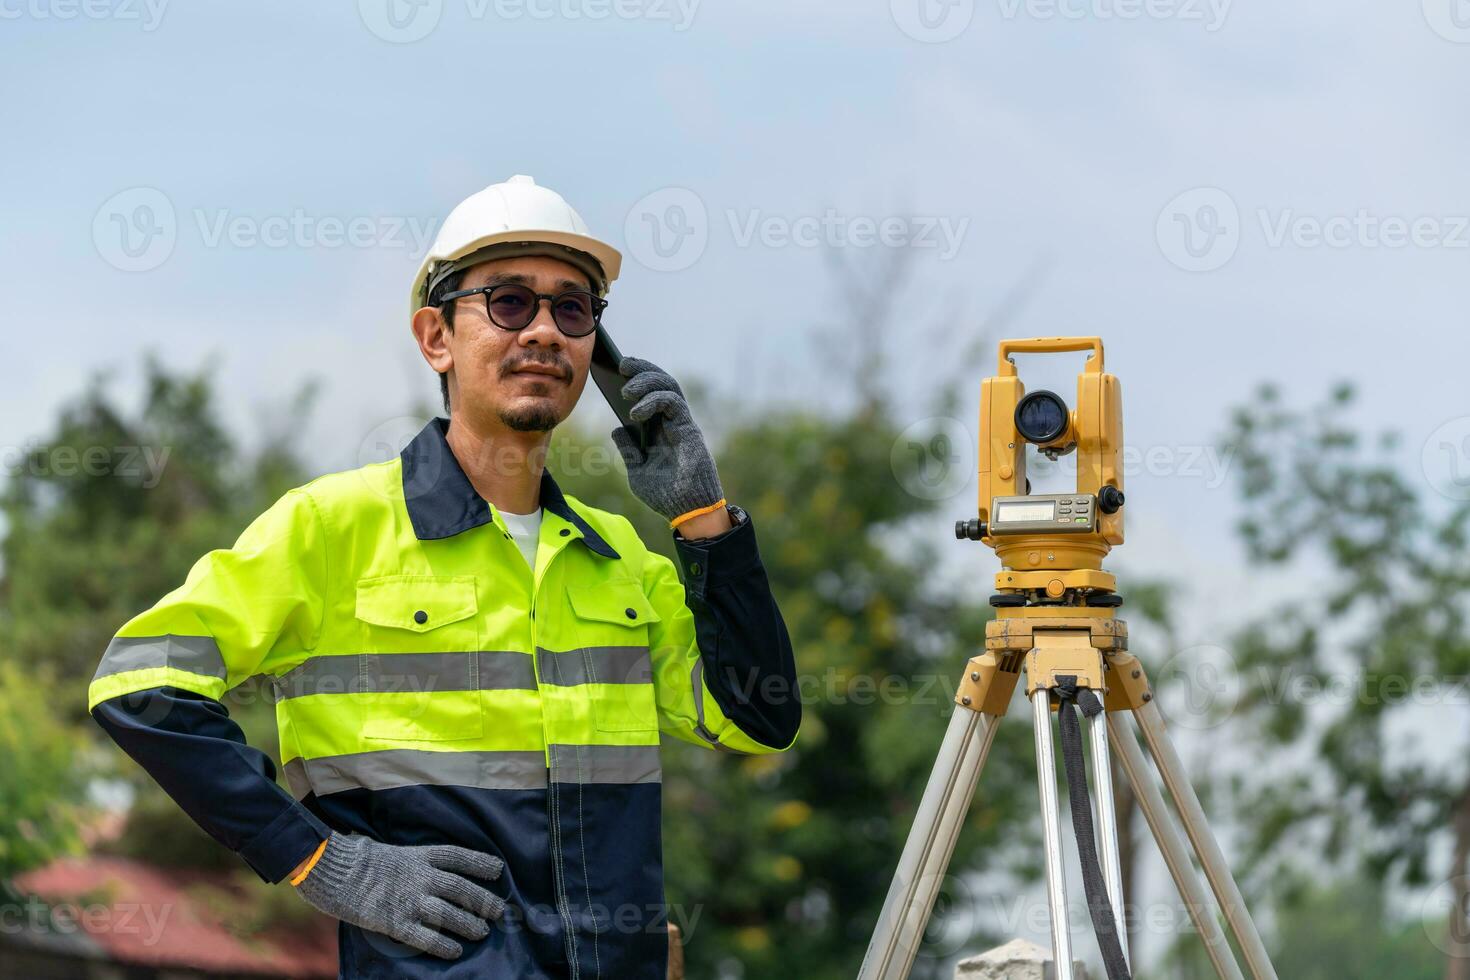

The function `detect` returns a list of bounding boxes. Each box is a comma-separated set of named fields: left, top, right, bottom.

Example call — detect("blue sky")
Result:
left=7, top=1, right=1467, bottom=601
left=5, top=0, right=1469, bottom=636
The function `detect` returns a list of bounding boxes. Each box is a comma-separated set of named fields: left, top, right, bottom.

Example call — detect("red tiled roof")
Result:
left=13, top=855, right=337, bottom=977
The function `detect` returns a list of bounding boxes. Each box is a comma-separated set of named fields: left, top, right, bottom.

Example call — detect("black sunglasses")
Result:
left=438, top=283, right=607, bottom=338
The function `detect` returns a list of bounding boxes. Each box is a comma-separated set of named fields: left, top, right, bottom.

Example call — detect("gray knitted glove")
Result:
left=294, top=832, right=506, bottom=960
left=611, top=356, right=725, bottom=524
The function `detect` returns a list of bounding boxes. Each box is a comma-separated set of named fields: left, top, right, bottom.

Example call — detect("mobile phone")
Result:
left=591, top=324, right=658, bottom=455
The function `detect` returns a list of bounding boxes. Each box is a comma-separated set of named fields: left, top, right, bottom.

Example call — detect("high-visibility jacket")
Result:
left=89, top=418, right=800, bottom=979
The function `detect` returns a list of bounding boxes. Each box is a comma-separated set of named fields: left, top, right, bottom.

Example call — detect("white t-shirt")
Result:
left=498, top=507, right=543, bottom=575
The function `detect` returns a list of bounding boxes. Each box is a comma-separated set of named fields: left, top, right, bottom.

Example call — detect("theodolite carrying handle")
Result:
left=997, top=336, right=1104, bottom=375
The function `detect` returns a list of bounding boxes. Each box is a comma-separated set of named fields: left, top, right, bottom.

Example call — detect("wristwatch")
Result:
left=701, top=502, right=746, bottom=543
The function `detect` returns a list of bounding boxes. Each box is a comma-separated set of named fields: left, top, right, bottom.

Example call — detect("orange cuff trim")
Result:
left=289, top=838, right=329, bottom=887
left=669, top=498, right=727, bottom=529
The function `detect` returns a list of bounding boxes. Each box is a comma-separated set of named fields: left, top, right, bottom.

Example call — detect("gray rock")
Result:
left=954, top=939, right=1091, bottom=980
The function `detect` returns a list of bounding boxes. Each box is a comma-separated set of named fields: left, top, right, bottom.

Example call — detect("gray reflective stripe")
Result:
left=549, top=743, right=662, bottom=784
left=291, top=749, right=550, bottom=796
left=689, top=659, right=717, bottom=744
left=92, top=635, right=227, bottom=683
left=536, top=646, right=652, bottom=686
left=283, top=758, right=311, bottom=800
left=284, top=744, right=661, bottom=797
left=689, top=659, right=750, bottom=755
left=273, top=651, right=537, bottom=700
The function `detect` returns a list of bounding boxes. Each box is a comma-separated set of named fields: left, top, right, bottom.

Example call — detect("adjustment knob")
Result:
left=954, top=518, right=988, bottom=540
left=1098, top=485, right=1125, bottom=514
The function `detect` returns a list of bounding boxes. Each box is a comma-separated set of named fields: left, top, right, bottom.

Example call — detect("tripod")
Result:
left=858, top=600, right=1279, bottom=980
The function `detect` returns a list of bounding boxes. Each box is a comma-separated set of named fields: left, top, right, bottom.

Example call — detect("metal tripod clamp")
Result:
left=953, top=611, right=1152, bottom=715
left=1024, top=632, right=1107, bottom=701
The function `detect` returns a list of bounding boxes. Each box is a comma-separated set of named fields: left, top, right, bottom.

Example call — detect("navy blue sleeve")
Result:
left=92, top=687, right=329, bottom=883
left=672, top=508, right=800, bottom=749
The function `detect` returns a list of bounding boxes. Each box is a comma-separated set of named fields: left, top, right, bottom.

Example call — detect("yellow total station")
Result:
left=957, top=337, right=1125, bottom=602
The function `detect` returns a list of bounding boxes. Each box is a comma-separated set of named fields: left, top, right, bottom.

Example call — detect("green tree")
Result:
left=0, top=359, right=318, bottom=897
left=0, top=661, right=91, bottom=878
left=0, top=359, right=311, bottom=690
left=1163, top=870, right=1443, bottom=980
left=1220, top=384, right=1470, bottom=977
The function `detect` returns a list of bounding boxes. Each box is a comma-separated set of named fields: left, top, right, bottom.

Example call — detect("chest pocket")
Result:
left=566, top=581, right=661, bottom=733
left=354, top=575, right=483, bottom=742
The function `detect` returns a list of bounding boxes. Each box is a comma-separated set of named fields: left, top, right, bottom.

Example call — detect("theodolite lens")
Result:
left=1014, top=390, right=1069, bottom=444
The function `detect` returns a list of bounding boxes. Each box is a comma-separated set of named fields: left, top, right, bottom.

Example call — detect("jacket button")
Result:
left=625, top=607, right=637, bottom=619
left=559, top=528, right=570, bottom=537
left=689, top=562, right=702, bottom=576
left=414, top=610, right=428, bottom=625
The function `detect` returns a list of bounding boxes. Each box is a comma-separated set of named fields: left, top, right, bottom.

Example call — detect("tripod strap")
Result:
left=1054, top=677, right=1132, bottom=980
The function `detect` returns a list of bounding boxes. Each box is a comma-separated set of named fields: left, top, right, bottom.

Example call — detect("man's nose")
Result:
left=519, top=299, right=563, bottom=346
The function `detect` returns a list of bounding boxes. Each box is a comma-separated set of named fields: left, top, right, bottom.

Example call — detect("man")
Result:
left=89, top=175, right=800, bottom=978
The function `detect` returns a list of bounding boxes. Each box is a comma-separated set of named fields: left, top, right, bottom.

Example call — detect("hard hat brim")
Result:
left=412, top=229, right=623, bottom=312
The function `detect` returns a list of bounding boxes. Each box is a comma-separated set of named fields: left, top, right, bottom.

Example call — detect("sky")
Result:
left=3, top=0, right=1469, bottom=964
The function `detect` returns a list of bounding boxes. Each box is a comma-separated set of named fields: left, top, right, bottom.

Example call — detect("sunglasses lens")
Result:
left=552, top=292, right=597, bottom=337
left=486, top=285, right=538, bottom=329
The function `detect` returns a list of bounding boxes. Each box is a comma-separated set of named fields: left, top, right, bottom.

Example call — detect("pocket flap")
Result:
left=567, top=581, right=661, bottom=627
left=355, top=575, right=477, bottom=633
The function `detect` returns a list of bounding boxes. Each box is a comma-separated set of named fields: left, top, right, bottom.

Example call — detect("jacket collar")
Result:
left=400, top=417, right=620, bottom=559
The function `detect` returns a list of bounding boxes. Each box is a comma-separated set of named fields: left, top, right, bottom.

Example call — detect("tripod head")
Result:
left=955, top=337, right=1126, bottom=606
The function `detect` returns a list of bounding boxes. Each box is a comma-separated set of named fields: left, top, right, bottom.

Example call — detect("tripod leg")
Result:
left=1088, top=707, right=1129, bottom=967
left=859, top=704, right=1002, bottom=980
left=1032, top=691, right=1075, bottom=980
left=1133, top=701, right=1279, bottom=980
left=1108, top=712, right=1245, bottom=980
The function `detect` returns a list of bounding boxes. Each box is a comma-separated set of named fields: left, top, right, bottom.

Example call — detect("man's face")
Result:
left=427, top=255, right=597, bottom=434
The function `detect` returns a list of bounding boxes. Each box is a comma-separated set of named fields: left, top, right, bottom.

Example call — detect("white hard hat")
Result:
left=411, top=174, right=622, bottom=314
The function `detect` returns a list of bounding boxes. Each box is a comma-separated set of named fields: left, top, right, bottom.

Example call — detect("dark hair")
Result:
left=426, top=269, right=465, bottom=414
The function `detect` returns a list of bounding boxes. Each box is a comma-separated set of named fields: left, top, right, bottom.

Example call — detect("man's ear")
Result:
left=411, top=306, right=453, bottom=376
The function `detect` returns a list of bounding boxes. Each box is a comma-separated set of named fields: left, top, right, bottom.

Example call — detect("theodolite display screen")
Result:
left=995, top=501, right=1056, bottom=522
left=989, top=494, right=1098, bottom=534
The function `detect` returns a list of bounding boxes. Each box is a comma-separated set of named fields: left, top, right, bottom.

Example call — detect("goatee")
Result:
left=499, top=404, right=560, bottom=432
